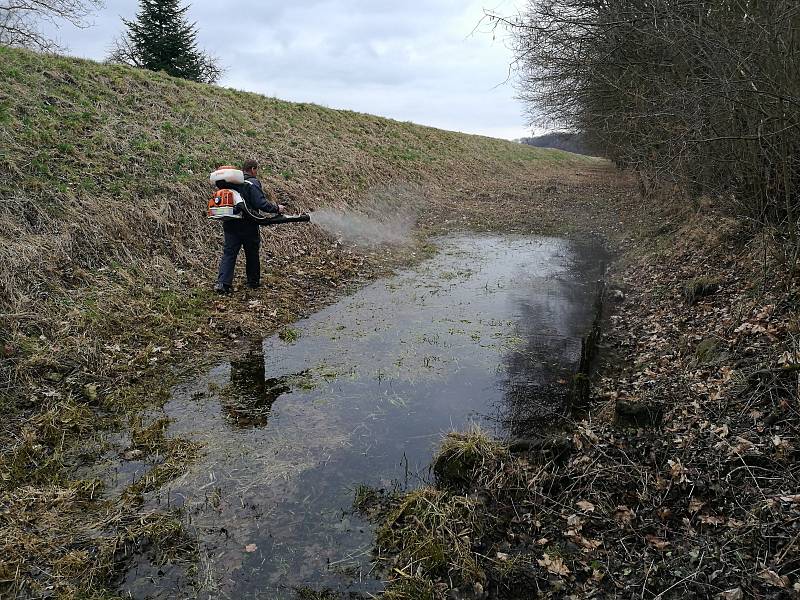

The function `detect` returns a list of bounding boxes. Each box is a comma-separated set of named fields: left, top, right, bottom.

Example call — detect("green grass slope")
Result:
left=0, top=45, right=589, bottom=401
left=0, top=46, right=608, bottom=598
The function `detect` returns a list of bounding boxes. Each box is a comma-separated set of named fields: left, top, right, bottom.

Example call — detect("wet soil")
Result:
left=118, top=234, right=606, bottom=598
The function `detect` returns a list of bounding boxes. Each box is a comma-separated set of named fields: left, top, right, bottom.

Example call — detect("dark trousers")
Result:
left=217, top=221, right=261, bottom=287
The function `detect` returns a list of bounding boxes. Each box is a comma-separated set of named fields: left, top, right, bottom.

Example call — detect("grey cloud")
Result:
left=40, top=0, right=529, bottom=138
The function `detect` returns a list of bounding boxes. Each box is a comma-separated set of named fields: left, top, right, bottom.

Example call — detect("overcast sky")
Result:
left=43, top=0, right=533, bottom=139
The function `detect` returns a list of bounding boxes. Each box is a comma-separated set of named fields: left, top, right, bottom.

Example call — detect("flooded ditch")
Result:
left=118, top=234, right=606, bottom=598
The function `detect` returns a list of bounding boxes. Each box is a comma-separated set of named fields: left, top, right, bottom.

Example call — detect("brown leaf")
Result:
left=538, top=553, right=570, bottom=577
left=244, top=543, right=258, bottom=553
left=731, top=436, right=756, bottom=455
left=574, top=536, right=602, bottom=552
left=645, top=535, right=670, bottom=550
left=577, top=500, right=595, bottom=513
left=758, top=569, right=788, bottom=588
left=667, top=459, right=689, bottom=482
left=566, top=514, right=583, bottom=530
left=614, top=505, right=635, bottom=525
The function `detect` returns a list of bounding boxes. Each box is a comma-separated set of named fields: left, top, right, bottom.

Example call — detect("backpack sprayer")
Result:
left=207, top=166, right=311, bottom=226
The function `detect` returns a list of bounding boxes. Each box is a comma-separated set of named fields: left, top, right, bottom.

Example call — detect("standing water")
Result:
left=119, top=234, right=605, bottom=598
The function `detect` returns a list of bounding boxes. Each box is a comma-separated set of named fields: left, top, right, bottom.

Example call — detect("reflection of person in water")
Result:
left=222, top=340, right=304, bottom=428
left=223, top=375, right=292, bottom=429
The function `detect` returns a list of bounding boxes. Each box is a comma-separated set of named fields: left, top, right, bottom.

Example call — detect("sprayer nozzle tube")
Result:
left=253, top=213, right=311, bottom=226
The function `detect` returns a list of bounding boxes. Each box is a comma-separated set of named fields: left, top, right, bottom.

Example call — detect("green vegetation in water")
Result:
left=288, top=371, right=317, bottom=390
left=279, top=327, right=302, bottom=343
left=294, top=589, right=345, bottom=600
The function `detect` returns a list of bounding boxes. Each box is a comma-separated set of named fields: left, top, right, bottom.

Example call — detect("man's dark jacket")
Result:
left=216, top=173, right=279, bottom=288
left=241, top=174, right=280, bottom=214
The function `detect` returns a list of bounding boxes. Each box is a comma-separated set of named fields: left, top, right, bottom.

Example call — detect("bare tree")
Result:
left=0, top=0, right=103, bottom=51
left=490, top=0, right=800, bottom=259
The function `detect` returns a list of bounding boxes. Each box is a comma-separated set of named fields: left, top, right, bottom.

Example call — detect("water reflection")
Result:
left=499, top=243, right=606, bottom=435
left=129, top=235, right=607, bottom=599
left=222, top=339, right=305, bottom=429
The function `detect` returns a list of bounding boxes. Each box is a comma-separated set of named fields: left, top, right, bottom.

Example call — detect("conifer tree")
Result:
left=109, top=0, right=221, bottom=84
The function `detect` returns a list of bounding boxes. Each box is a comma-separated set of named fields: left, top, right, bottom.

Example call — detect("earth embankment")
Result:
left=0, top=46, right=627, bottom=599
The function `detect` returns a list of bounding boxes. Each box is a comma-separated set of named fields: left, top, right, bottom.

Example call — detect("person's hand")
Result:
left=278, top=204, right=286, bottom=214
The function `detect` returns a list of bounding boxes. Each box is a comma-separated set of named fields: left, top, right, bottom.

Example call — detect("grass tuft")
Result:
left=681, top=276, right=722, bottom=304
left=432, top=426, right=508, bottom=491
left=376, top=487, right=486, bottom=587
left=382, top=576, right=439, bottom=600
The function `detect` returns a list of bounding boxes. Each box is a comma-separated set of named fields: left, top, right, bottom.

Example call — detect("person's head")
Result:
left=242, top=159, right=258, bottom=176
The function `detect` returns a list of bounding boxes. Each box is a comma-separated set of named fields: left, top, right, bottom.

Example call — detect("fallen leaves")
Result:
left=758, top=568, right=789, bottom=588
left=538, top=553, right=570, bottom=577
left=697, top=514, right=725, bottom=526
left=645, top=535, right=670, bottom=551
left=667, top=458, right=690, bottom=483
left=614, top=506, right=635, bottom=526
left=777, top=350, right=800, bottom=367
left=574, top=535, right=602, bottom=552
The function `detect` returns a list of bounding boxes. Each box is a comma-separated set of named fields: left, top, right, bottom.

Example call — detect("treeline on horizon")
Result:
left=500, top=0, right=799, bottom=253
left=517, top=132, right=594, bottom=157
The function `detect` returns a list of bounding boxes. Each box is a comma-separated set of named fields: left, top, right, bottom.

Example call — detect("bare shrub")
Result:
left=0, top=0, right=103, bottom=51
left=491, top=1, right=800, bottom=260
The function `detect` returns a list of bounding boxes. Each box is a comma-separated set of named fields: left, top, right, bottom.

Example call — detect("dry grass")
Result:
left=0, top=482, right=193, bottom=598
left=376, top=487, right=485, bottom=588
left=0, top=45, right=623, bottom=597
left=681, top=275, right=722, bottom=304
left=359, top=427, right=530, bottom=597
left=432, top=427, right=509, bottom=491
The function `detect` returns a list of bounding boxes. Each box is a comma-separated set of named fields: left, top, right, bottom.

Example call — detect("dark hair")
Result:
left=242, top=159, right=258, bottom=172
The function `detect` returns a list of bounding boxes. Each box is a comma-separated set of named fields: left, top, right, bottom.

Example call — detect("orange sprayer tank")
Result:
left=208, top=188, right=245, bottom=220
left=207, top=166, right=246, bottom=221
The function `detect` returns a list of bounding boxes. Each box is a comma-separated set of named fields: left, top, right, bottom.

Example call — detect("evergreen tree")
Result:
left=109, top=0, right=221, bottom=84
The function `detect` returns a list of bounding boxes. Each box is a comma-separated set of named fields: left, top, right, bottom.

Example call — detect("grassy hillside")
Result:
left=0, top=45, right=592, bottom=404
left=0, top=46, right=614, bottom=598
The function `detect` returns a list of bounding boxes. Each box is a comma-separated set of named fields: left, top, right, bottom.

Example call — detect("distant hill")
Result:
left=517, top=132, right=596, bottom=157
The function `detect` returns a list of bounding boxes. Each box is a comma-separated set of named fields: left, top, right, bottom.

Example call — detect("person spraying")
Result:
left=208, top=159, right=309, bottom=294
